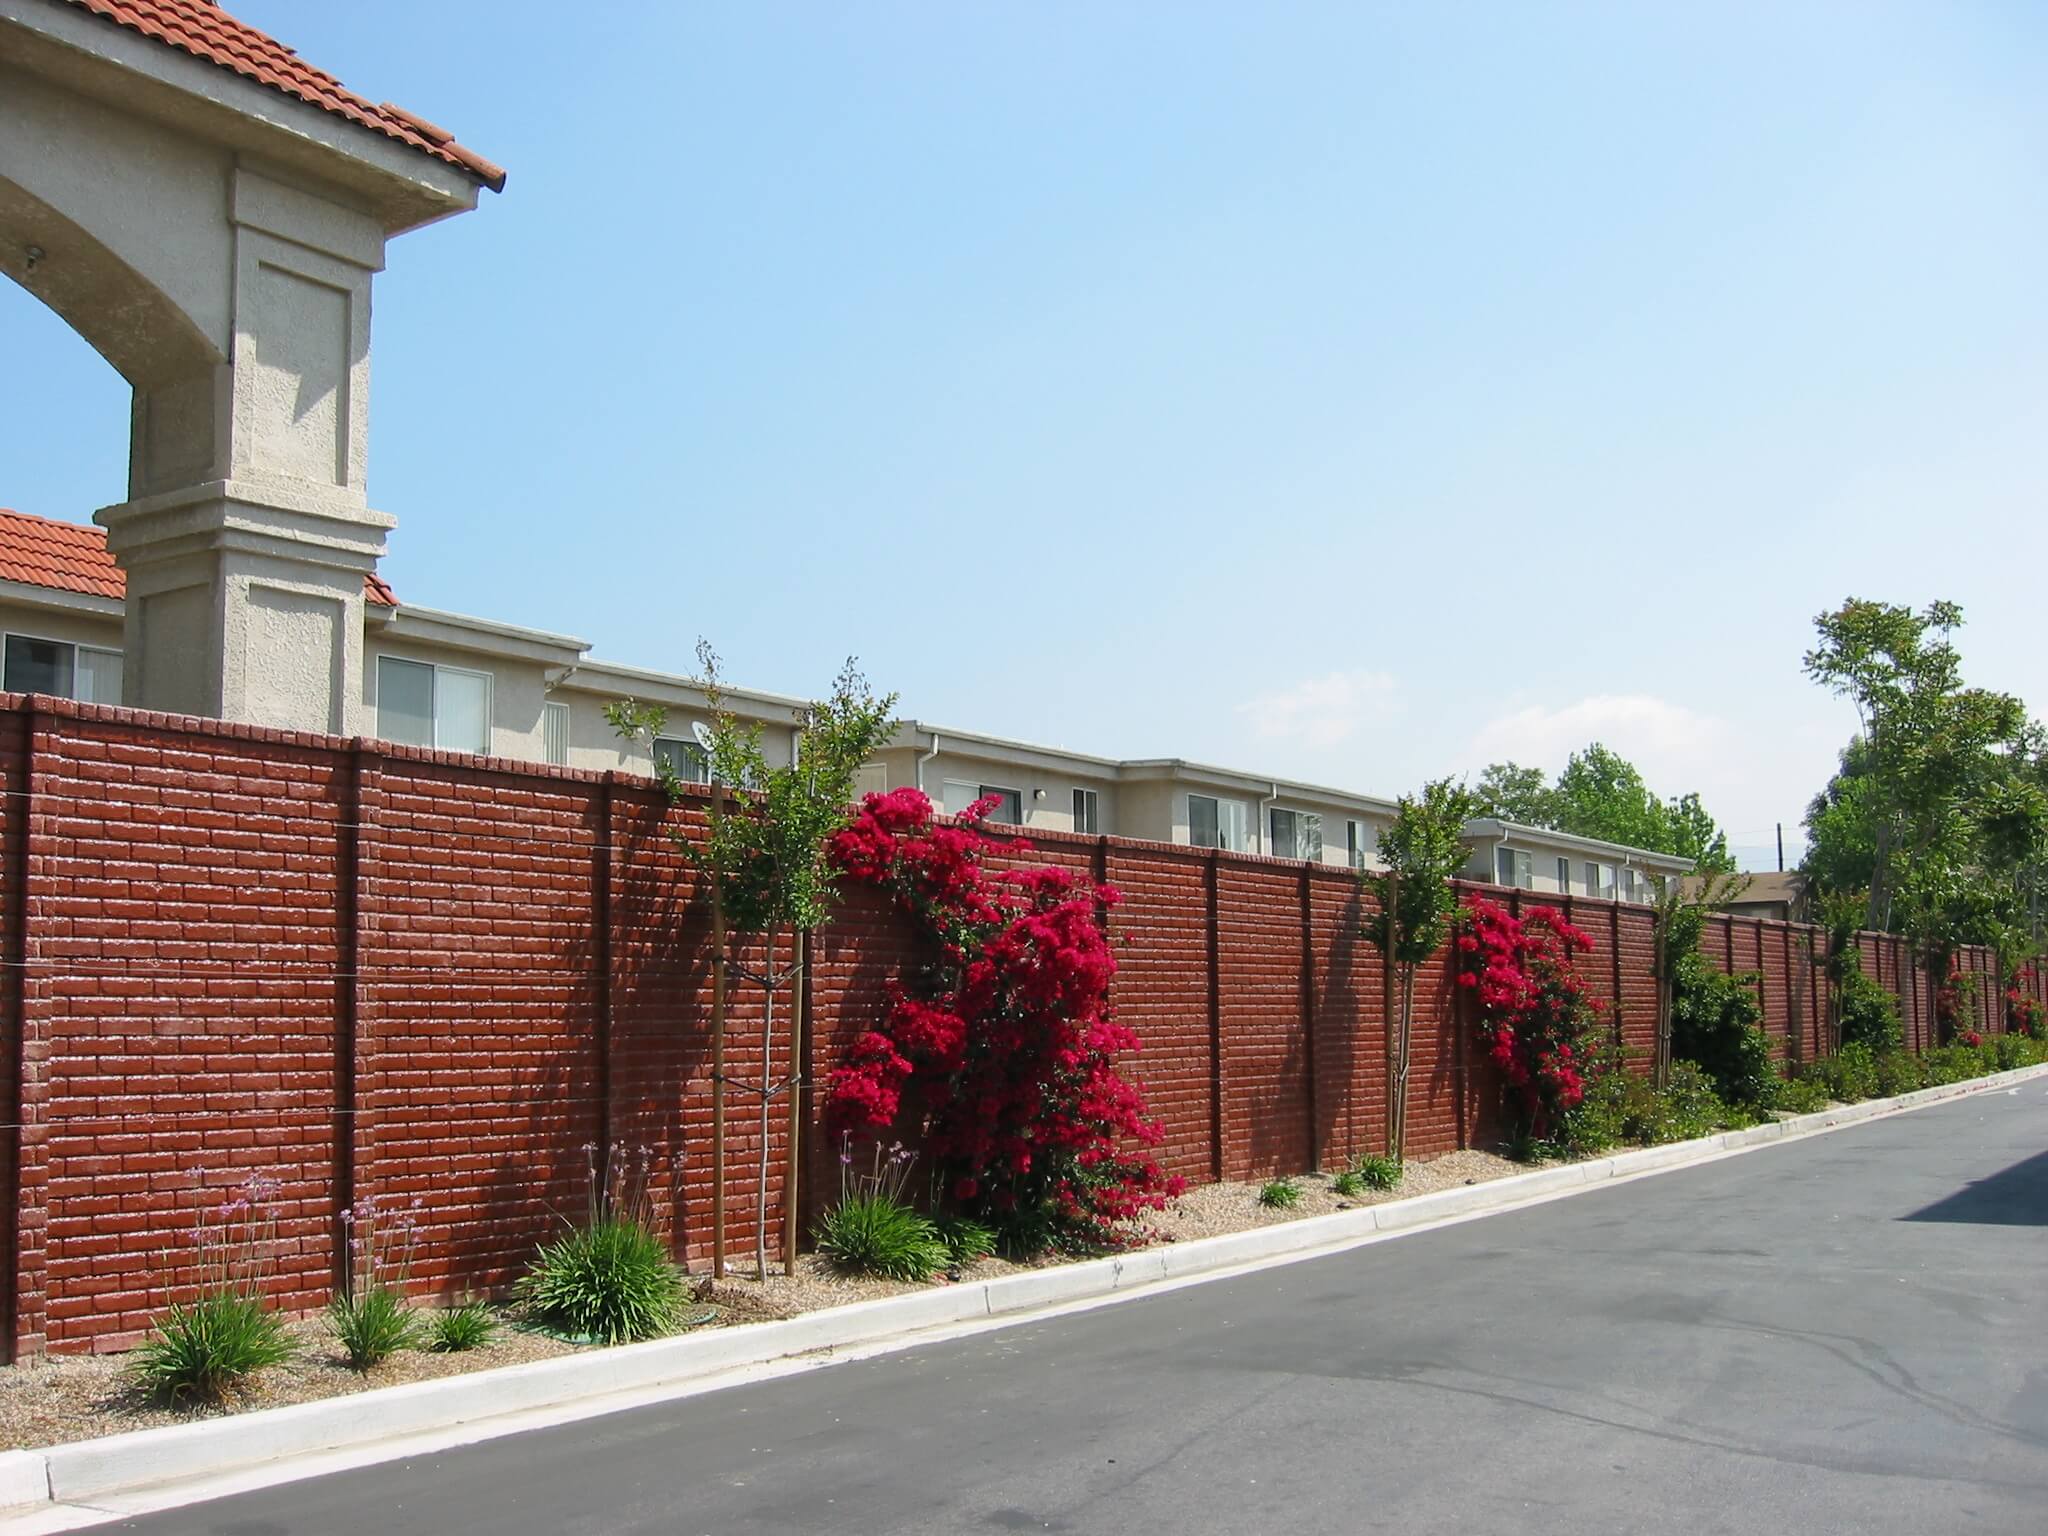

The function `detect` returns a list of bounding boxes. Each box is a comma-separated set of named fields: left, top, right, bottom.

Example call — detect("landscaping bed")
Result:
left=0, top=1148, right=1536, bottom=1454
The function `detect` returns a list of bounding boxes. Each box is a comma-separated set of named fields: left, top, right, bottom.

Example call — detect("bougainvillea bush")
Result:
left=1454, top=894, right=1605, bottom=1143
left=823, top=788, right=1183, bottom=1252
left=2006, top=967, right=2044, bottom=1041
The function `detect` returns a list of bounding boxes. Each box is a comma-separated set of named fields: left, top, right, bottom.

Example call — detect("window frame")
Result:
left=374, top=654, right=494, bottom=755
left=1495, top=845, right=1534, bottom=890
left=1072, top=787, right=1100, bottom=835
left=542, top=700, right=571, bottom=767
left=1187, top=793, right=1249, bottom=851
left=2, top=630, right=124, bottom=705
left=941, top=779, right=1024, bottom=825
left=653, top=734, right=712, bottom=784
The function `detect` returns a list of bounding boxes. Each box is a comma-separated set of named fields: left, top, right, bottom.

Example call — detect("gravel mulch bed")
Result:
left=0, top=1146, right=1539, bottom=1453
left=1151, top=1149, right=1529, bottom=1242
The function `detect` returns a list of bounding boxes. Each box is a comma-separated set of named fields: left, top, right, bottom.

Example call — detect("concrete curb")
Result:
left=10, top=1059, right=2046, bottom=1516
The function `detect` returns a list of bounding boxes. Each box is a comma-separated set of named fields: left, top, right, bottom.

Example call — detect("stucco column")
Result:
left=95, top=168, right=393, bottom=734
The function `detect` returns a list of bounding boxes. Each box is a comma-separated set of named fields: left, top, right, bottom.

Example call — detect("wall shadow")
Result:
left=1899, top=1149, right=2048, bottom=1227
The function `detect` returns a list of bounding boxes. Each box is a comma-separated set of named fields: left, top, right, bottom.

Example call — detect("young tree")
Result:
left=1362, top=778, right=1477, bottom=1161
left=1649, top=869, right=1750, bottom=1086
left=611, top=645, right=897, bottom=1280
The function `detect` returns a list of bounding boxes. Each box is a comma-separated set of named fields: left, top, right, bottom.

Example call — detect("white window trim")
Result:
left=542, top=700, right=571, bottom=767
left=2, top=630, right=123, bottom=704
left=375, top=654, right=494, bottom=754
left=1072, top=786, right=1100, bottom=835
left=1268, top=806, right=1323, bottom=863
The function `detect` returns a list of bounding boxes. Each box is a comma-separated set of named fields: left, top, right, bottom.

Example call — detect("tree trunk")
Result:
left=756, top=927, right=778, bottom=1282
left=710, top=874, right=727, bottom=1280
left=780, top=939, right=806, bottom=1274
left=1391, top=965, right=1415, bottom=1162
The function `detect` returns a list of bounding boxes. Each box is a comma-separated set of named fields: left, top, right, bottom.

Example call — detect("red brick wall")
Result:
left=0, top=699, right=1985, bottom=1356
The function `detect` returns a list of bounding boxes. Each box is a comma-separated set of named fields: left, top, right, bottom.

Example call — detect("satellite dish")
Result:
left=691, top=721, right=716, bottom=752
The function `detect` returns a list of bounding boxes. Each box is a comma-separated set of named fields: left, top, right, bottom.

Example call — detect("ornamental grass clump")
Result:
left=328, top=1194, right=424, bottom=1370
left=1257, top=1177, right=1303, bottom=1210
left=517, top=1143, right=686, bottom=1346
left=427, top=1298, right=497, bottom=1353
left=130, top=1170, right=294, bottom=1404
left=815, top=1138, right=948, bottom=1282
left=1351, top=1154, right=1402, bottom=1192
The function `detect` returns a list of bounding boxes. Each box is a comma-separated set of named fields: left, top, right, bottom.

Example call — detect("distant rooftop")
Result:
left=0, top=507, right=397, bottom=606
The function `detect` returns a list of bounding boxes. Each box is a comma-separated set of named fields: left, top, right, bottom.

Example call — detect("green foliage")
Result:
left=1256, top=1178, right=1303, bottom=1210
left=1363, top=779, right=1478, bottom=967
left=1837, top=966, right=1902, bottom=1052
left=1670, top=951, right=1775, bottom=1109
left=1329, top=1170, right=1364, bottom=1198
left=1806, top=1043, right=1881, bottom=1103
left=517, top=1216, right=687, bottom=1344
left=935, top=1214, right=997, bottom=1269
left=1557, top=1056, right=1747, bottom=1154
left=1351, top=1154, right=1403, bottom=1192
left=427, top=1300, right=497, bottom=1353
left=129, top=1289, right=294, bottom=1404
left=611, top=645, right=899, bottom=937
left=815, top=1191, right=948, bottom=1281
left=1474, top=746, right=1736, bottom=872
left=1772, top=1075, right=1831, bottom=1115
left=329, top=1284, right=422, bottom=1370
left=1872, top=1047, right=1924, bottom=1098
left=1802, top=598, right=2035, bottom=944
left=1472, top=762, right=1558, bottom=827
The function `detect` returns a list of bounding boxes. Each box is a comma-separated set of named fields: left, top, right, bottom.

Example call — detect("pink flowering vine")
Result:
left=823, top=788, right=1183, bottom=1247
left=1455, top=894, right=1605, bottom=1140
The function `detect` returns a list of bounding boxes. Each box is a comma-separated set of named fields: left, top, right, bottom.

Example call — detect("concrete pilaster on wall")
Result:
left=95, top=166, right=394, bottom=736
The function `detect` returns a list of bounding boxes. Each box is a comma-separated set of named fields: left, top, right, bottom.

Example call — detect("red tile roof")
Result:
left=65, top=1, right=506, bottom=192
left=0, top=508, right=397, bottom=607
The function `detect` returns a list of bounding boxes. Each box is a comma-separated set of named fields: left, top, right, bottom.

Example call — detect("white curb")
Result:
left=7, top=1059, right=2045, bottom=1522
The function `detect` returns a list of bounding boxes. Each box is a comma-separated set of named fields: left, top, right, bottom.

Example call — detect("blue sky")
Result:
left=5, top=1, right=2043, bottom=869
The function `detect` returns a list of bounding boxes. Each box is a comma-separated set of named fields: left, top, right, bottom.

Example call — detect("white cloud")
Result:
left=1467, top=693, right=1727, bottom=776
left=1237, top=670, right=1401, bottom=749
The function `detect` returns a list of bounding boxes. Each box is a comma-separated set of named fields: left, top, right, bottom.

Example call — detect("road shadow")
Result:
left=1900, top=1147, right=2048, bottom=1226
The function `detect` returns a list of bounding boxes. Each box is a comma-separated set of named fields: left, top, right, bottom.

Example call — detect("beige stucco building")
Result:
left=2, top=0, right=1679, bottom=898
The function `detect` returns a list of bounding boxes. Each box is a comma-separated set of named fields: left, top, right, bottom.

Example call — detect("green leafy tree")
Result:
left=1665, top=792, right=1736, bottom=875
left=1363, top=778, right=1478, bottom=1161
left=610, top=644, right=897, bottom=1279
left=1802, top=599, right=2025, bottom=936
left=1471, top=762, right=1558, bottom=827
left=1474, top=743, right=1736, bottom=873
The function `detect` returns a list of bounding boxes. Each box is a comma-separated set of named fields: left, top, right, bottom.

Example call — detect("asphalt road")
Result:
left=110, top=1084, right=2048, bottom=1535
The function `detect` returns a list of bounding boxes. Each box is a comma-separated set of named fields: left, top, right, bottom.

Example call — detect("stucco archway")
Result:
left=0, top=0, right=499, bottom=732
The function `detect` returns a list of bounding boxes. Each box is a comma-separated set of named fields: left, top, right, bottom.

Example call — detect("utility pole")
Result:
left=1776, top=823, right=1784, bottom=873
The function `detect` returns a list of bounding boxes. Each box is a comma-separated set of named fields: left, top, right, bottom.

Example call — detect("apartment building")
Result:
left=0, top=506, right=1669, bottom=895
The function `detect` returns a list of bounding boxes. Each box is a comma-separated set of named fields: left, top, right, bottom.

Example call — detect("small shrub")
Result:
left=936, top=1214, right=997, bottom=1268
left=1329, top=1170, right=1365, bottom=1198
left=519, top=1217, right=686, bottom=1343
left=1920, top=1044, right=1986, bottom=1086
left=329, top=1195, right=423, bottom=1370
left=1872, top=1049, right=1925, bottom=1097
left=1772, top=1075, right=1831, bottom=1115
left=817, top=1192, right=948, bottom=1281
left=1809, top=1043, right=1880, bottom=1103
left=1352, top=1154, right=1402, bottom=1192
left=1257, top=1178, right=1303, bottom=1209
left=330, top=1284, right=421, bottom=1370
left=1659, top=1061, right=1746, bottom=1139
left=518, top=1143, right=686, bottom=1345
left=1837, top=968, right=1903, bottom=1052
left=428, top=1299, right=497, bottom=1352
left=1992, top=1034, right=2048, bottom=1072
left=130, top=1169, right=293, bottom=1404
left=1672, top=952, right=1775, bottom=1109
left=131, top=1289, right=293, bottom=1404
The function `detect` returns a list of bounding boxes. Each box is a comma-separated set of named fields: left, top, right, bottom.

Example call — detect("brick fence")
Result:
left=0, top=698, right=2024, bottom=1357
